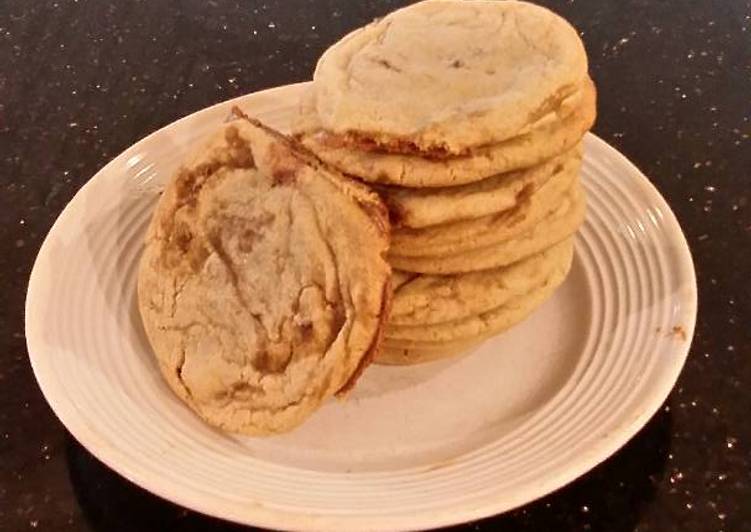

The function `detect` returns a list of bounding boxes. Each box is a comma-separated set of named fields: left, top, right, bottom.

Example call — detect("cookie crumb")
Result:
left=667, top=325, right=687, bottom=341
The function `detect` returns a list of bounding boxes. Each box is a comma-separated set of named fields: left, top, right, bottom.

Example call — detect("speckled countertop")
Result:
left=1, top=1, right=749, bottom=531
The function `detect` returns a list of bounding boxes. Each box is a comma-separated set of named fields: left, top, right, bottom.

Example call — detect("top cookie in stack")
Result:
left=294, top=0, right=596, bottom=364
left=295, top=0, right=594, bottom=186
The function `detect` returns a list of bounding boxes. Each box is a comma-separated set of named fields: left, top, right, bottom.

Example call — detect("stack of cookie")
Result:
left=294, top=0, right=596, bottom=364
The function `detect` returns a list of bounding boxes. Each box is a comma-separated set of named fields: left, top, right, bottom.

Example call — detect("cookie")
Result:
left=382, top=257, right=572, bottom=348
left=389, top=238, right=573, bottom=327
left=390, top=154, right=580, bottom=256
left=376, top=342, right=479, bottom=365
left=379, top=145, right=580, bottom=229
left=389, top=185, right=585, bottom=274
left=310, top=0, right=589, bottom=154
left=138, top=113, right=391, bottom=435
left=297, top=79, right=595, bottom=187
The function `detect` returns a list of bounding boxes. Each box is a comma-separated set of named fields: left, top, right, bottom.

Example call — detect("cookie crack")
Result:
left=297, top=190, right=351, bottom=381
left=513, top=12, right=554, bottom=62
left=176, top=344, right=190, bottom=397
left=204, top=225, right=268, bottom=342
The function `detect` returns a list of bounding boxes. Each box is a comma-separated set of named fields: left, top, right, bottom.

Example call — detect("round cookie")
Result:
left=138, top=114, right=391, bottom=436
left=382, top=258, right=572, bottom=349
left=390, top=154, right=581, bottom=256
left=376, top=342, right=479, bottom=365
left=389, top=185, right=586, bottom=274
left=297, top=79, right=595, bottom=187
left=390, top=239, right=573, bottom=327
left=311, top=0, right=589, bottom=154
left=380, top=145, right=580, bottom=229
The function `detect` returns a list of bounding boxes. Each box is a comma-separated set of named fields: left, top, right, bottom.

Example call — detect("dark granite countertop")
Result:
left=1, top=1, right=749, bottom=530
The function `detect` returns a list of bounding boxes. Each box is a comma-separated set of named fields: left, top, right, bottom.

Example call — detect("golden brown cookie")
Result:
left=379, top=145, right=581, bottom=229
left=389, top=186, right=586, bottom=274
left=376, top=343, right=479, bottom=365
left=310, top=0, right=589, bottom=154
left=389, top=155, right=581, bottom=257
left=297, top=80, right=595, bottom=187
left=381, top=257, right=571, bottom=351
left=138, top=114, right=391, bottom=435
left=389, top=239, right=574, bottom=327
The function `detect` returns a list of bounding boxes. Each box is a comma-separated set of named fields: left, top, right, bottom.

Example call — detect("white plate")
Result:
left=26, top=83, right=697, bottom=531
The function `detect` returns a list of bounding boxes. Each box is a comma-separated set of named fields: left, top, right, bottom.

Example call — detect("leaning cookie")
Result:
left=137, top=113, right=391, bottom=436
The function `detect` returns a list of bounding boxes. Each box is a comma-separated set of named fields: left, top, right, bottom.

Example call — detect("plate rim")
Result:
left=25, top=83, right=698, bottom=531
